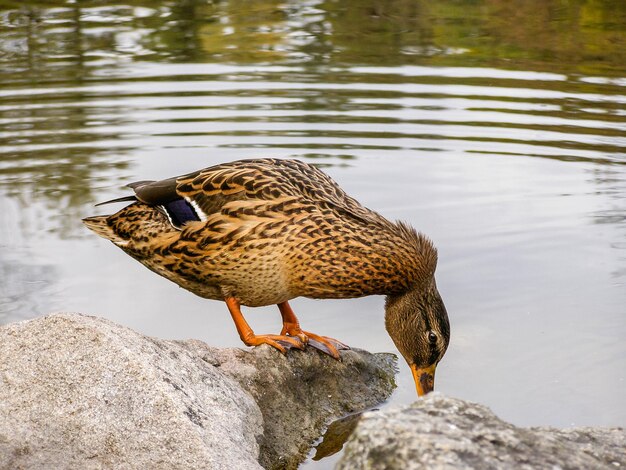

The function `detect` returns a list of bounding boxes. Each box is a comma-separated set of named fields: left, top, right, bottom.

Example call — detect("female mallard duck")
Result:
left=83, top=158, right=450, bottom=396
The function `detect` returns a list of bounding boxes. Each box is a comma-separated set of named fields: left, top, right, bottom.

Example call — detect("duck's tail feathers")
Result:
left=95, top=195, right=137, bottom=206
left=82, top=216, right=127, bottom=245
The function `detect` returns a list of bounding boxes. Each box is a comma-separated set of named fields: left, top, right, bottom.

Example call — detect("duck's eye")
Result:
left=427, top=331, right=438, bottom=344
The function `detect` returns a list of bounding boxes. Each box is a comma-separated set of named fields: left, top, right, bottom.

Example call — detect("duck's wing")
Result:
left=172, top=158, right=381, bottom=224
left=100, top=158, right=383, bottom=230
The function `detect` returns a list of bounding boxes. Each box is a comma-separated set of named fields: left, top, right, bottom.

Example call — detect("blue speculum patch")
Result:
left=163, top=199, right=199, bottom=228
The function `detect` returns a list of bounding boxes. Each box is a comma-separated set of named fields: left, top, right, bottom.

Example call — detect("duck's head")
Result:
left=385, top=278, right=450, bottom=397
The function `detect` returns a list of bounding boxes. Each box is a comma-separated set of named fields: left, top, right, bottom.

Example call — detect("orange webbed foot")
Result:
left=277, top=301, right=350, bottom=360
left=301, top=331, right=350, bottom=360
left=242, top=333, right=306, bottom=354
left=225, top=297, right=306, bottom=355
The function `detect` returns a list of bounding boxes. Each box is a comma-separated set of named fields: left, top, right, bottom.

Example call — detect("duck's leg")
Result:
left=277, top=301, right=350, bottom=360
left=225, top=297, right=305, bottom=353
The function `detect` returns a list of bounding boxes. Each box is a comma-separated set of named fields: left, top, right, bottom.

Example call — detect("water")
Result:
left=1, top=1, right=625, bottom=467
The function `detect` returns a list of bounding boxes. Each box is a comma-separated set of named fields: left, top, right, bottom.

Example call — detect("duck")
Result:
left=83, top=158, right=450, bottom=396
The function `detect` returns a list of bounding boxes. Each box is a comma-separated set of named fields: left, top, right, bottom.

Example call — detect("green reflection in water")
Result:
left=1, top=0, right=624, bottom=74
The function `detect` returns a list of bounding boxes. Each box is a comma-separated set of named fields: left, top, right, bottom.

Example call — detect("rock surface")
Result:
left=179, top=338, right=396, bottom=469
left=337, top=393, right=626, bottom=470
left=0, top=313, right=397, bottom=470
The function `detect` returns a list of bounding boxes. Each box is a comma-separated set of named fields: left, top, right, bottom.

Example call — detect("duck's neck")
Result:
left=342, top=222, right=437, bottom=296
left=368, top=221, right=438, bottom=296
left=300, top=220, right=437, bottom=300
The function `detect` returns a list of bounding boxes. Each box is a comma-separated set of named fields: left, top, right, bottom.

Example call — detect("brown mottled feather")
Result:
left=83, top=158, right=437, bottom=307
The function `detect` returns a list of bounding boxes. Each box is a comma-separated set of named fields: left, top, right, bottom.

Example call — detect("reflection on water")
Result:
left=312, top=411, right=364, bottom=461
left=1, top=0, right=625, bottom=468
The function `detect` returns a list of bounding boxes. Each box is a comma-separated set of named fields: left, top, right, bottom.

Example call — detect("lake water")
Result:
left=1, top=1, right=625, bottom=467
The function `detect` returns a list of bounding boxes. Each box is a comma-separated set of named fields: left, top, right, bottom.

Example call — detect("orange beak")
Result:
left=410, top=363, right=436, bottom=396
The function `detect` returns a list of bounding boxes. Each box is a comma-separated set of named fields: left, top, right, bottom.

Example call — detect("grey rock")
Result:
left=337, top=393, right=626, bottom=470
left=0, top=313, right=397, bottom=470
left=182, top=342, right=396, bottom=469
left=0, top=313, right=263, bottom=470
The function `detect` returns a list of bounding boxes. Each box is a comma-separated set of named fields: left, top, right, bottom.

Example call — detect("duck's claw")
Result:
left=307, top=338, right=340, bottom=359
left=245, top=334, right=305, bottom=354
left=302, top=331, right=350, bottom=360
left=329, top=337, right=350, bottom=351
left=275, top=337, right=305, bottom=351
left=274, top=301, right=349, bottom=359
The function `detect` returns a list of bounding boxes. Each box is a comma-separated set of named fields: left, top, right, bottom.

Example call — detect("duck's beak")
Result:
left=410, top=363, right=436, bottom=396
